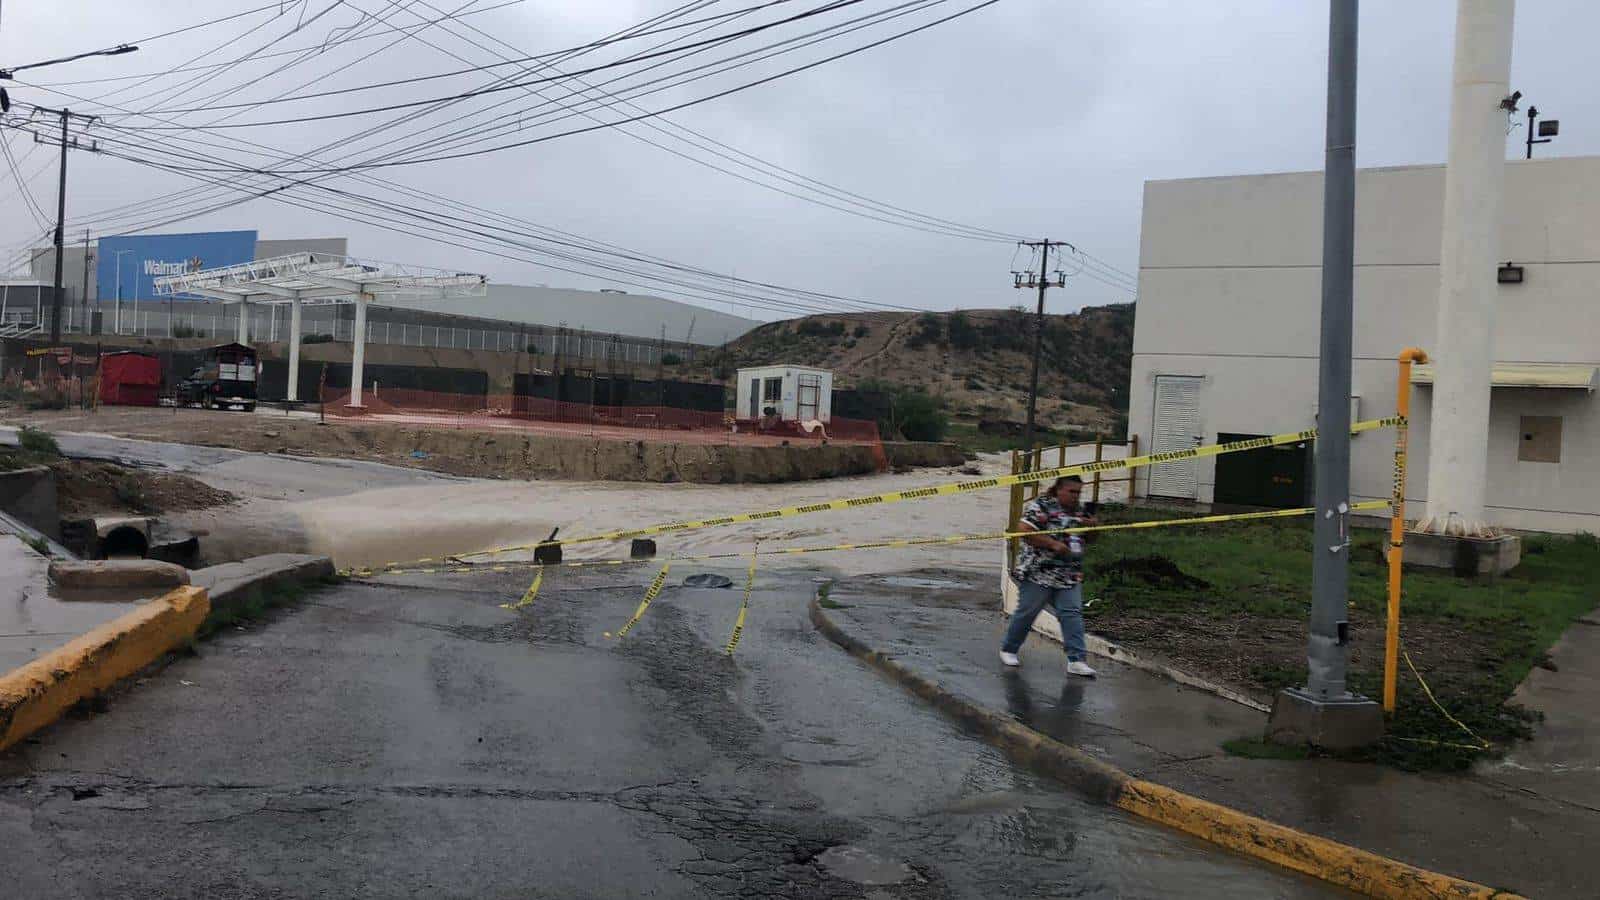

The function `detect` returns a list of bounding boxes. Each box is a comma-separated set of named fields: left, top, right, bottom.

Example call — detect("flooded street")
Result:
left=0, top=568, right=1342, bottom=898
left=2, top=424, right=1126, bottom=575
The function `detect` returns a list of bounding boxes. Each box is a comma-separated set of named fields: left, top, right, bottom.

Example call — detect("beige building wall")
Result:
left=1128, top=156, right=1600, bottom=532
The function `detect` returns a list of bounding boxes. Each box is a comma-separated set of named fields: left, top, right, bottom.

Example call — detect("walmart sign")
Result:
left=96, top=230, right=257, bottom=302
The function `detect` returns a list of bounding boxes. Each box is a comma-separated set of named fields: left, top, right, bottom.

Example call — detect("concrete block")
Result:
left=1265, top=689, right=1385, bottom=749
left=192, top=553, right=334, bottom=618
left=1404, top=531, right=1521, bottom=576
left=48, top=559, right=190, bottom=589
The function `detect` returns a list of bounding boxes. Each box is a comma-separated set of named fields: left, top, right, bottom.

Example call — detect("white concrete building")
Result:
left=1128, top=155, right=1600, bottom=533
left=735, top=365, right=833, bottom=423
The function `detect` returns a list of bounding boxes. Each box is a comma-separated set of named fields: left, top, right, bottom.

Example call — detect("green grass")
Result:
left=1080, top=509, right=1600, bottom=771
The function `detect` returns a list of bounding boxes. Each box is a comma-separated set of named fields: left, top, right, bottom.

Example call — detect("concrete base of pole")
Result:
left=1266, top=688, right=1384, bottom=749
left=1404, top=531, right=1521, bottom=576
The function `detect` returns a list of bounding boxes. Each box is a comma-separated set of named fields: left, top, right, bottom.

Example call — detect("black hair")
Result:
left=1049, top=475, right=1084, bottom=493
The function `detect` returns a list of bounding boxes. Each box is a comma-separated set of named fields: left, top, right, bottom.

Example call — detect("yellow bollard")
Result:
left=1385, top=348, right=1428, bottom=714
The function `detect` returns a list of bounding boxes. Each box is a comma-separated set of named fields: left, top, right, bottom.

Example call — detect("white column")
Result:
left=1419, top=0, right=1516, bottom=538
left=237, top=301, right=249, bottom=343
left=287, top=296, right=303, bottom=402
left=349, top=294, right=369, bottom=407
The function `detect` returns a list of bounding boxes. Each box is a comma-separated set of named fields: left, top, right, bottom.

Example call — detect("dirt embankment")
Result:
left=1, top=447, right=236, bottom=518
left=3, top=406, right=886, bottom=484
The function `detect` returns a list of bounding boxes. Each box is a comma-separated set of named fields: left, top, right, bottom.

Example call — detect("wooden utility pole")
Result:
left=1011, top=239, right=1071, bottom=458
left=35, top=106, right=98, bottom=343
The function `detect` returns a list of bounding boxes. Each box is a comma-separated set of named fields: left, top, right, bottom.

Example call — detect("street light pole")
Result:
left=113, top=249, right=133, bottom=333
left=1266, top=0, right=1383, bottom=749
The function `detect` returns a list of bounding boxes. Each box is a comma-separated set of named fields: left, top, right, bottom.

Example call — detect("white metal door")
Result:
left=797, top=374, right=821, bottom=421
left=1148, top=375, right=1203, bottom=499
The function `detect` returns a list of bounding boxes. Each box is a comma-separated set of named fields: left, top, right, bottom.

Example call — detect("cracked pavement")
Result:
left=0, top=566, right=1337, bottom=898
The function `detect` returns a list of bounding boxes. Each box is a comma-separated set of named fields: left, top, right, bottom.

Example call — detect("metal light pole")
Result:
left=1524, top=103, right=1558, bottom=159
left=112, top=249, right=133, bottom=333
left=1267, top=0, right=1383, bottom=749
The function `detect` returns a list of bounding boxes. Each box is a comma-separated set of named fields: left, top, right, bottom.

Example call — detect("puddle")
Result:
left=880, top=576, right=967, bottom=590
left=814, top=846, right=915, bottom=885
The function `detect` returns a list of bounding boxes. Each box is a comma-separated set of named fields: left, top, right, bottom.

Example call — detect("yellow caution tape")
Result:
left=361, top=500, right=1391, bottom=579
left=611, top=562, right=671, bottom=639
left=498, top=566, right=545, bottom=610
left=724, top=544, right=760, bottom=656
left=422, top=417, right=1402, bottom=569
left=1401, top=645, right=1493, bottom=751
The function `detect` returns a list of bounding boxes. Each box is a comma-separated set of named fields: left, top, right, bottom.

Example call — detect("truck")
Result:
left=176, top=342, right=258, bottom=412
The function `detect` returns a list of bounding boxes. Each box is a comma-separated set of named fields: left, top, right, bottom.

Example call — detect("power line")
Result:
left=115, top=0, right=873, bottom=125
left=0, top=132, right=49, bottom=228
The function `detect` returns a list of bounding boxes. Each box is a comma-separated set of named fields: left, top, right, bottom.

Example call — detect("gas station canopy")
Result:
left=153, top=252, right=487, bottom=407
left=151, top=252, right=486, bottom=307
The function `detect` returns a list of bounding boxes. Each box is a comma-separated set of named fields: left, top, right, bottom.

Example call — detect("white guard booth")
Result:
left=153, top=253, right=485, bottom=407
left=735, top=365, right=833, bottom=423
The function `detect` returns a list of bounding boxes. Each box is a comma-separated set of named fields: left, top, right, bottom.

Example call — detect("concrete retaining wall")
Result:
left=0, top=465, right=59, bottom=540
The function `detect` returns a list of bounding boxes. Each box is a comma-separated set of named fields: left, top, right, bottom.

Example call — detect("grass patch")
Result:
left=1222, top=737, right=1311, bottom=761
left=17, top=425, right=61, bottom=457
left=1079, top=509, right=1599, bottom=772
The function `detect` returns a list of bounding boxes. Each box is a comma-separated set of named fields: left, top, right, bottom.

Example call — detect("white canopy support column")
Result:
left=151, top=252, right=486, bottom=408
left=287, top=296, right=303, bottom=402
left=349, top=292, right=370, bottom=408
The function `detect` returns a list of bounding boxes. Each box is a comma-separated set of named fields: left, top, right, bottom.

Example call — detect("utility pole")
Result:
left=1267, top=0, right=1382, bottom=749
left=1011, top=239, right=1070, bottom=456
left=34, top=106, right=98, bottom=344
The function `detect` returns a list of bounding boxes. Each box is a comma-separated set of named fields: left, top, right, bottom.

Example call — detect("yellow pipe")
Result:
left=1385, top=347, right=1428, bottom=713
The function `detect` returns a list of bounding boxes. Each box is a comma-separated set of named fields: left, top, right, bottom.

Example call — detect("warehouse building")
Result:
left=17, top=230, right=758, bottom=354
left=1128, top=155, right=1600, bottom=533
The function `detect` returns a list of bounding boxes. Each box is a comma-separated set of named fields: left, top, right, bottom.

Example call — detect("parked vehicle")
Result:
left=176, top=342, right=258, bottom=411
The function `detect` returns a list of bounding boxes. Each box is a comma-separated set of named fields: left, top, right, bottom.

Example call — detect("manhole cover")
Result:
left=815, top=846, right=914, bottom=885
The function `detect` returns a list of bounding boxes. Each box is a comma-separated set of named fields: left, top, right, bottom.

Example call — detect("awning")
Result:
left=1411, top=362, right=1598, bottom=391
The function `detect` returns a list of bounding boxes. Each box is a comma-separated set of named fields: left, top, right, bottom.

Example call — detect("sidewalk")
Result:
left=1477, top=605, right=1600, bottom=815
left=822, top=571, right=1595, bottom=899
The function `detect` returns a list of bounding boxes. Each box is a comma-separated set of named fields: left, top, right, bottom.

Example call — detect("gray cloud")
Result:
left=3, top=1, right=1595, bottom=321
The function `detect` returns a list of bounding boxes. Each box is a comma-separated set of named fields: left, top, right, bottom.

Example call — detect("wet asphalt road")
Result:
left=0, top=567, right=1340, bottom=898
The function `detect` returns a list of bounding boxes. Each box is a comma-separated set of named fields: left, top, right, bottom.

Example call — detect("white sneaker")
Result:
left=1066, top=660, right=1097, bottom=678
left=999, top=651, right=1021, bottom=668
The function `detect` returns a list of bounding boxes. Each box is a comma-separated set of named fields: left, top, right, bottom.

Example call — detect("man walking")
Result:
left=1002, top=475, right=1097, bottom=677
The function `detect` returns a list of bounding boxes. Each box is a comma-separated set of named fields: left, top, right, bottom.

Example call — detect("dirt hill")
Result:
left=706, top=304, right=1133, bottom=434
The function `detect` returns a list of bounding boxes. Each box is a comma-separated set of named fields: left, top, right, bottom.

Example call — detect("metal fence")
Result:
left=49, top=305, right=684, bottom=364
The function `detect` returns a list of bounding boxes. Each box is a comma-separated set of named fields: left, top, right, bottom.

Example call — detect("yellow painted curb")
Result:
left=808, top=596, right=1525, bottom=900
left=0, top=585, right=210, bottom=752
left=1117, top=780, right=1522, bottom=900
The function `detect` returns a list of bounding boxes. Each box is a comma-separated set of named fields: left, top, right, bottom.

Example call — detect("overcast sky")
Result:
left=2, top=1, right=1595, bottom=321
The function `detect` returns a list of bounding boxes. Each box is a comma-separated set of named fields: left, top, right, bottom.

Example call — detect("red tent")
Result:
left=99, top=351, right=162, bottom=407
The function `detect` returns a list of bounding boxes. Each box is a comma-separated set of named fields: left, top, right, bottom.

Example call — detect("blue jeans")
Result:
left=1003, top=580, right=1087, bottom=662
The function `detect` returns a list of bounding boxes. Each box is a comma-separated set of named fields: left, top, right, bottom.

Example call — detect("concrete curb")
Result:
left=192, top=553, right=335, bottom=620
left=0, top=586, right=209, bottom=753
left=809, top=597, right=1523, bottom=900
